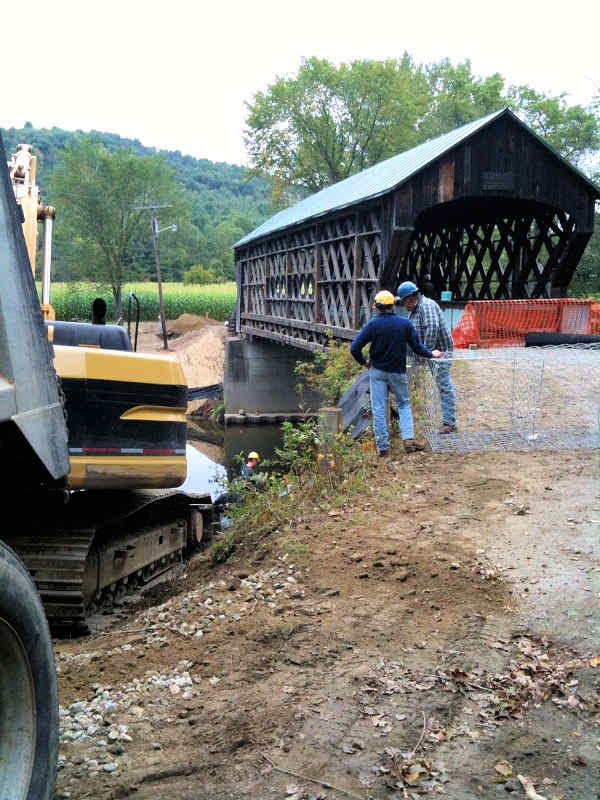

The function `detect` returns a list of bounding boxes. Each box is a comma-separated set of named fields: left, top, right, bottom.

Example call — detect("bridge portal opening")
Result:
left=396, top=198, right=576, bottom=301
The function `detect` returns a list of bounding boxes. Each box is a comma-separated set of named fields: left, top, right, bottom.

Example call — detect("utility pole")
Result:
left=151, top=213, right=169, bottom=349
left=135, top=204, right=175, bottom=350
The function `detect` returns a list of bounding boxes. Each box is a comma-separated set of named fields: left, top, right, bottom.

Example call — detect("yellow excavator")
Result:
left=0, top=139, right=211, bottom=799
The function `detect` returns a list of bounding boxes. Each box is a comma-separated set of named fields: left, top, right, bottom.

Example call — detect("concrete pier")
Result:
left=224, top=336, right=321, bottom=420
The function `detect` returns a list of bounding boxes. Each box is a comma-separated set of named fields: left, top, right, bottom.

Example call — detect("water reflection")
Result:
left=179, top=423, right=287, bottom=499
left=177, top=443, right=227, bottom=500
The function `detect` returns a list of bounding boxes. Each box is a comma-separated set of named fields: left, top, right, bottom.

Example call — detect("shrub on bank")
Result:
left=210, top=419, right=374, bottom=564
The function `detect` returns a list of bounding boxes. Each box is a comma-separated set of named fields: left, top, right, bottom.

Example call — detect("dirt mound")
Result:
left=170, top=313, right=220, bottom=335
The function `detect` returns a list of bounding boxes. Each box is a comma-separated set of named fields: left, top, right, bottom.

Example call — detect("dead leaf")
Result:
left=405, top=762, right=427, bottom=786
left=589, top=655, right=600, bottom=667
left=570, top=754, right=587, bottom=767
left=495, top=760, right=513, bottom=778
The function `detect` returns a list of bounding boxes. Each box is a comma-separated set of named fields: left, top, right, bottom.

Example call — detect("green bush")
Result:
left=295, top=336, right=365, bottom=405
left=183, top=265, right=222, bottom=285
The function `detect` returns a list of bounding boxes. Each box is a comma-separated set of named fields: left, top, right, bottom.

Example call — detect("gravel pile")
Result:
left=56, top=558, right=308, bottom=793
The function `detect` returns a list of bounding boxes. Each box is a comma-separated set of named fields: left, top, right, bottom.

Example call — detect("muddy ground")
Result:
left=53, top=448, right=600, bottom=800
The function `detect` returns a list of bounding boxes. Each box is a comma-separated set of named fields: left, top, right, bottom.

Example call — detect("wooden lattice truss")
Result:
left=238, top=209, right=382, bottom=351
left=401, top=207, right=577, bottom=301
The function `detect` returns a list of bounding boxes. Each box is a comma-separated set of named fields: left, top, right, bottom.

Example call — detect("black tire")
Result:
left=0, top=540, right=58, bottom=800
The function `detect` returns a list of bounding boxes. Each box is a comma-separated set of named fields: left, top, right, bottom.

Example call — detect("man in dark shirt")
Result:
left=350, top=290, right=442, bottom=455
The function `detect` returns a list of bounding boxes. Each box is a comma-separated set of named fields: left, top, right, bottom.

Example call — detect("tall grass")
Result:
left=41, top=282, right=237, bottom=322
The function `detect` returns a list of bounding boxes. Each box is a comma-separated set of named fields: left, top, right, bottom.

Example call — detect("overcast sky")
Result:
left=2, top=0, right=598, bottom=166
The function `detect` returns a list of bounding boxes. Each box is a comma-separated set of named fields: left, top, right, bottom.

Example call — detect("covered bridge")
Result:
left=234, top=108, right=599, bottom=352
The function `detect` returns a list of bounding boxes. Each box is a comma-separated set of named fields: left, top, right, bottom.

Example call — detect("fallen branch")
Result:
left=517, top=774, right=549, bottom=800
left=410, top=711, right=427, bottom=758
left=261, top=753, right=364, bottom=800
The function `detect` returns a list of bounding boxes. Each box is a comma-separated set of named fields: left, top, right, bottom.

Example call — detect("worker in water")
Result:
left=213, top=451, right=263, bottom=516
left=241, top=451, right=261, bottom=479
left=350, top=290, right=442, bottom=456
left=396, top=281, right=457, bottom=434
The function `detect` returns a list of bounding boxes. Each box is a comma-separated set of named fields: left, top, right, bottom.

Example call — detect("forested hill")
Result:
left=1, top=123, right=274, bottom=281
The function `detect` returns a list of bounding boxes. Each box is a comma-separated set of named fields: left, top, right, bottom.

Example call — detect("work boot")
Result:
left=403, top=439, right=424, bottom=453
left=439, top=423, right=457, bottom=434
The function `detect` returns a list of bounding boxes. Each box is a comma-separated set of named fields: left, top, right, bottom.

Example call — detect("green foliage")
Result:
left=210, top=531, right=237, bottom=564
left=246, top=54, right=428, bottom=195
left=295, top=338, right=364, bottom=405
left=507, top=86, right=600, bottom=165
left=420, top=59, right=506, bottom=138
left=42, top=281, right=236, bottom=322
left=48, top=139, right=189, bottom=318
left=1, top=124, right=274, bottom=284
left=572, top=215, right=600, bottom=297
left=245, top=56, right=600, bottom=198
left=183, top=264, right=223, bottom=284
left=274, top=419, right=320, bottom=480
left=219, top=416, right=372, bottom=563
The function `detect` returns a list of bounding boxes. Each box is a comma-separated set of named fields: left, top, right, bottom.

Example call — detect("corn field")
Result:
left=40, top=282, right=237, bottom=322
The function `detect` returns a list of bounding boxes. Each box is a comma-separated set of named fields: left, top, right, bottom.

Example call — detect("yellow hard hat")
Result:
left=248, top=451, right=260, bottom=461
left=373, top=290, right=395, bottom=308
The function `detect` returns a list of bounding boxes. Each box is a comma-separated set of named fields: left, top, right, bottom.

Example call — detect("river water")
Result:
left=177, top=422, right=286, bottom=499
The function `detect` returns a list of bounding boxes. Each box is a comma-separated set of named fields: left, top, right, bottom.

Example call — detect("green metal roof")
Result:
left=235, top=108, right=599, bottom=248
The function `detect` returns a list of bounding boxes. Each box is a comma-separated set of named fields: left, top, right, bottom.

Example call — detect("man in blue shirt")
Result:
left=350, top=290, right=442, bottom=456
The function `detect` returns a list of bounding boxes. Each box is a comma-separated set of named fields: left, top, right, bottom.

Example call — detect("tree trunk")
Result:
left=112, top=285, right=123, bottom=324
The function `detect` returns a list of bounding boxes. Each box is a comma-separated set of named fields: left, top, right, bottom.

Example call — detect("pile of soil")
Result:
left=136, top=316, right=227, bottom=413
left=169, top=313, right=220, bottom=336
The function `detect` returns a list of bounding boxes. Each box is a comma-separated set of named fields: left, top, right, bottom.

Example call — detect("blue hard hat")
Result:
left=396, top=281, right=419, bottom=301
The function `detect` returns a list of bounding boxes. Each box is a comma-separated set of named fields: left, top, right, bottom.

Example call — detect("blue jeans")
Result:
left=433, top=361, right=456, bottom=426
left=369, top=367, right=414, bottom=451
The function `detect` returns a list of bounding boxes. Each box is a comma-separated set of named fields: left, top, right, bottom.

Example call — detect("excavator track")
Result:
left=6, top=489, right=213, bottom=628
left=7, top=531, right=95, bottom=625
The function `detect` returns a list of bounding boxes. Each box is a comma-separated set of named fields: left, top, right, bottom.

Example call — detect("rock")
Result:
left=358, top=572, right=369, bottom=579
left=350, top=552, right=364, bottom=563
left=394, top=569, right=409, bottom=582
left=103, top=762, right=118, bottom=773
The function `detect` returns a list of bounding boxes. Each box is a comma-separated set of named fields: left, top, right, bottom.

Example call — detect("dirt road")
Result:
left=53, top=449, right=600, bottom=800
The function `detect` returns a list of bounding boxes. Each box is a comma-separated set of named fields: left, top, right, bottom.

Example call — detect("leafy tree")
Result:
left=507, top=86, right=600, bottom=165
left=1, top=124, right=274, bottom=282
left=246, top=57, right=600, bottom=198
left=420, top=59, right=506, bottom=138
left=572, top=214, right=600, bottom=297
left=49, top=139, right=190, bottom=318
left=183, top=264, right=222, bottom=284
left=245, top=55, right=429, bottom=194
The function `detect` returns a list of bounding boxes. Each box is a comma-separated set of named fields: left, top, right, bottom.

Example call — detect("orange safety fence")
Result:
left=591, top=303, right=600, bottom=335
left=452, top=298, right=598, bottom=348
